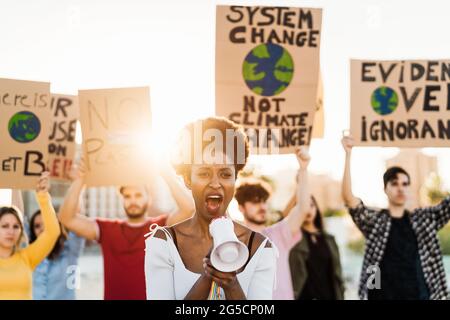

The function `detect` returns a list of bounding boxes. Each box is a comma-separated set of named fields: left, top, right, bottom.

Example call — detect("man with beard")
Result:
left=235, top=147, right=310, bottom=300
left=58, top=159, right=194, bottom=300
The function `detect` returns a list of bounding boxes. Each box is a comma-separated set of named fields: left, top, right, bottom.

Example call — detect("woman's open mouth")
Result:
left=205, top=194, right=223, bottom=214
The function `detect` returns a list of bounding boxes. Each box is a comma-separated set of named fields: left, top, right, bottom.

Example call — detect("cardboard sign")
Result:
left=351, top=60, right=450, bottom=147
left=0, top=78, right=51, bottom=189
left=48, top=94, right=78, bottom=181
left=312, top=73, right=324, bottom=138
left=78, top=87, right=152, bottom=187
left=216, top=5, right=322, bottom=154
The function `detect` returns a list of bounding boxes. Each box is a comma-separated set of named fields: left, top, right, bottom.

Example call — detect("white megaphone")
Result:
left=209, top=217, right=249, bottom=272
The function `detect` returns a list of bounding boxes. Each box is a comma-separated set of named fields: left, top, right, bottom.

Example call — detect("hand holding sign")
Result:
left=68, top=157, right=87, bottom=182
left=36, top=171, right=50, bottom=194
left=295, top=146, right=310, bottom=169
left=341, top=133, right=355, bottom=154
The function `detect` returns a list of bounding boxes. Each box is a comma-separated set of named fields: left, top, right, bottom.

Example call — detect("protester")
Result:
left=29, top=208, right=85, bottom=300
left=235, top=147, right=310, bottom=300
left=145, top=117, right=277, bottom=300
left=289, top=195, right=345, bottom=300
left=342, top=134, right=450, bottom=300
left=0, top=172, right=60, bottom=300
left=58, top=158, right=195, bottom=300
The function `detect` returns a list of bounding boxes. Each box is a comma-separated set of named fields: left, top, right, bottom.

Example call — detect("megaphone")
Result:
left=209, top=217, right=249, bottom=272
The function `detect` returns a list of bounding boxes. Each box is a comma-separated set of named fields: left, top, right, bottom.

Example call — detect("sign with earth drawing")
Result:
left=78, top=87, right=153, bottom=187
left=216, top=5, right=322, bottom=154
left=351, top=60, right=450, bottom=147
left=48, top=94, right=79, bottom=181
left=0, top=78, right=51, bottom=189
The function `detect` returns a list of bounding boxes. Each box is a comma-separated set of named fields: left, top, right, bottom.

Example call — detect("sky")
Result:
left=0, top=0, right=449, bottom=207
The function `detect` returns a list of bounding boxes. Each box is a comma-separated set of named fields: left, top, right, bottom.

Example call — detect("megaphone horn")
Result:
left=209, top=217, right=249, bottom=273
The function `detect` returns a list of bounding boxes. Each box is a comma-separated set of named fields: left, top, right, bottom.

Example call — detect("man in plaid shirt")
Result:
left=342, top=135, right=450, bottom=300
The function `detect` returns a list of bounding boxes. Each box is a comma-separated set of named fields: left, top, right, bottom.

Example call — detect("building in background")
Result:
left=82, top=187, right=124, bottom=219
left=22, top=183, right=124, bottom=220
left=310, top=174, right=344, bottom=213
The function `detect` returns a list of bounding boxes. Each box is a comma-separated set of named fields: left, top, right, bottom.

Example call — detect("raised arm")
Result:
left=341, top=134, right=379, bottom=236
left=58, top=158, right=98, bottom=241
left=341, top=134, right=360, bottom=208
left=281, top=193, right=296, bottom=219
left=285, top=146, right=310, bottom=236
left=22, top=172, right=60, bottom=269
left=161, top=164, right=195, bottom=226
left=422, top=196, right=450, bottom=231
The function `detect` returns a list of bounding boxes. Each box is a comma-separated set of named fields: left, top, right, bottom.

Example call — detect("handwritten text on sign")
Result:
left=0, top=78, right=51, bottom=189
left=48, top=94, right=78, bottom=180
left=216, top=6, right=322, bottom=153
left=351, top=60, right=450, bottom=147
left=79, top=87, right=152, bottom=187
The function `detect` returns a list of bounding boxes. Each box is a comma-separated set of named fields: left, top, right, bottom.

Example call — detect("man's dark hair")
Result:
left=235, top=181, right=271, bottom=206
left=118, top=186, right=150, bottom=196
left=383, top=166, right=410, bottom=188
left=173, top=117, right=250, bottom=178
left=310, top=196, right=324, bottom=231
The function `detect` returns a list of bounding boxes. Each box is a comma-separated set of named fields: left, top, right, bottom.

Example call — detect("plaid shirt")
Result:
left=349, top=196, right=450, bottom=300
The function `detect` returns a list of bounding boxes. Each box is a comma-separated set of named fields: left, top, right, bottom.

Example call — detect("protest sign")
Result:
left=0, top=78, right=51, bottom=189
left=78, top=87, right=152, bottom=186
left=351, top=60, right=450, bottom=147
left=216, top=5, right=322, bottom=153
left=48, top=94, right=78, bottom=181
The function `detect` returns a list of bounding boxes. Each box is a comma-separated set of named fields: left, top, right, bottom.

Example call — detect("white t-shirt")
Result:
left=144, top=226, right=278, bottom=300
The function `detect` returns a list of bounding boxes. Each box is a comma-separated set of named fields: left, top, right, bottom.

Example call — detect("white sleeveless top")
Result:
left=144, top=225, right=278, bottom=300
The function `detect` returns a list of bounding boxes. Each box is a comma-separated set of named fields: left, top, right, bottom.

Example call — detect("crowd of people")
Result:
left=1, top=116, right=450, bottom=300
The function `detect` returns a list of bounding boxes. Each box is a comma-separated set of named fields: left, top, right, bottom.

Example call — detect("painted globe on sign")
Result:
left=242, top=43, right=294, bottom=97
left=8, top=111, right=41, bottom=143
left=371, top=86, right=399, bottom=115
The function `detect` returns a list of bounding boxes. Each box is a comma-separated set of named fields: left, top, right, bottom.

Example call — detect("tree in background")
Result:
left=424, top=172, right=450, bottom=205
left=422, top=173, right=450, bottom=254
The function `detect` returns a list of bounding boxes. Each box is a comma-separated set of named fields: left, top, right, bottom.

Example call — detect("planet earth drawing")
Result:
left=371, top=86, right=398, bottom=115
left=8, top=111, right=41, bottom=143
left=242, top=43, right=294, bottom=97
